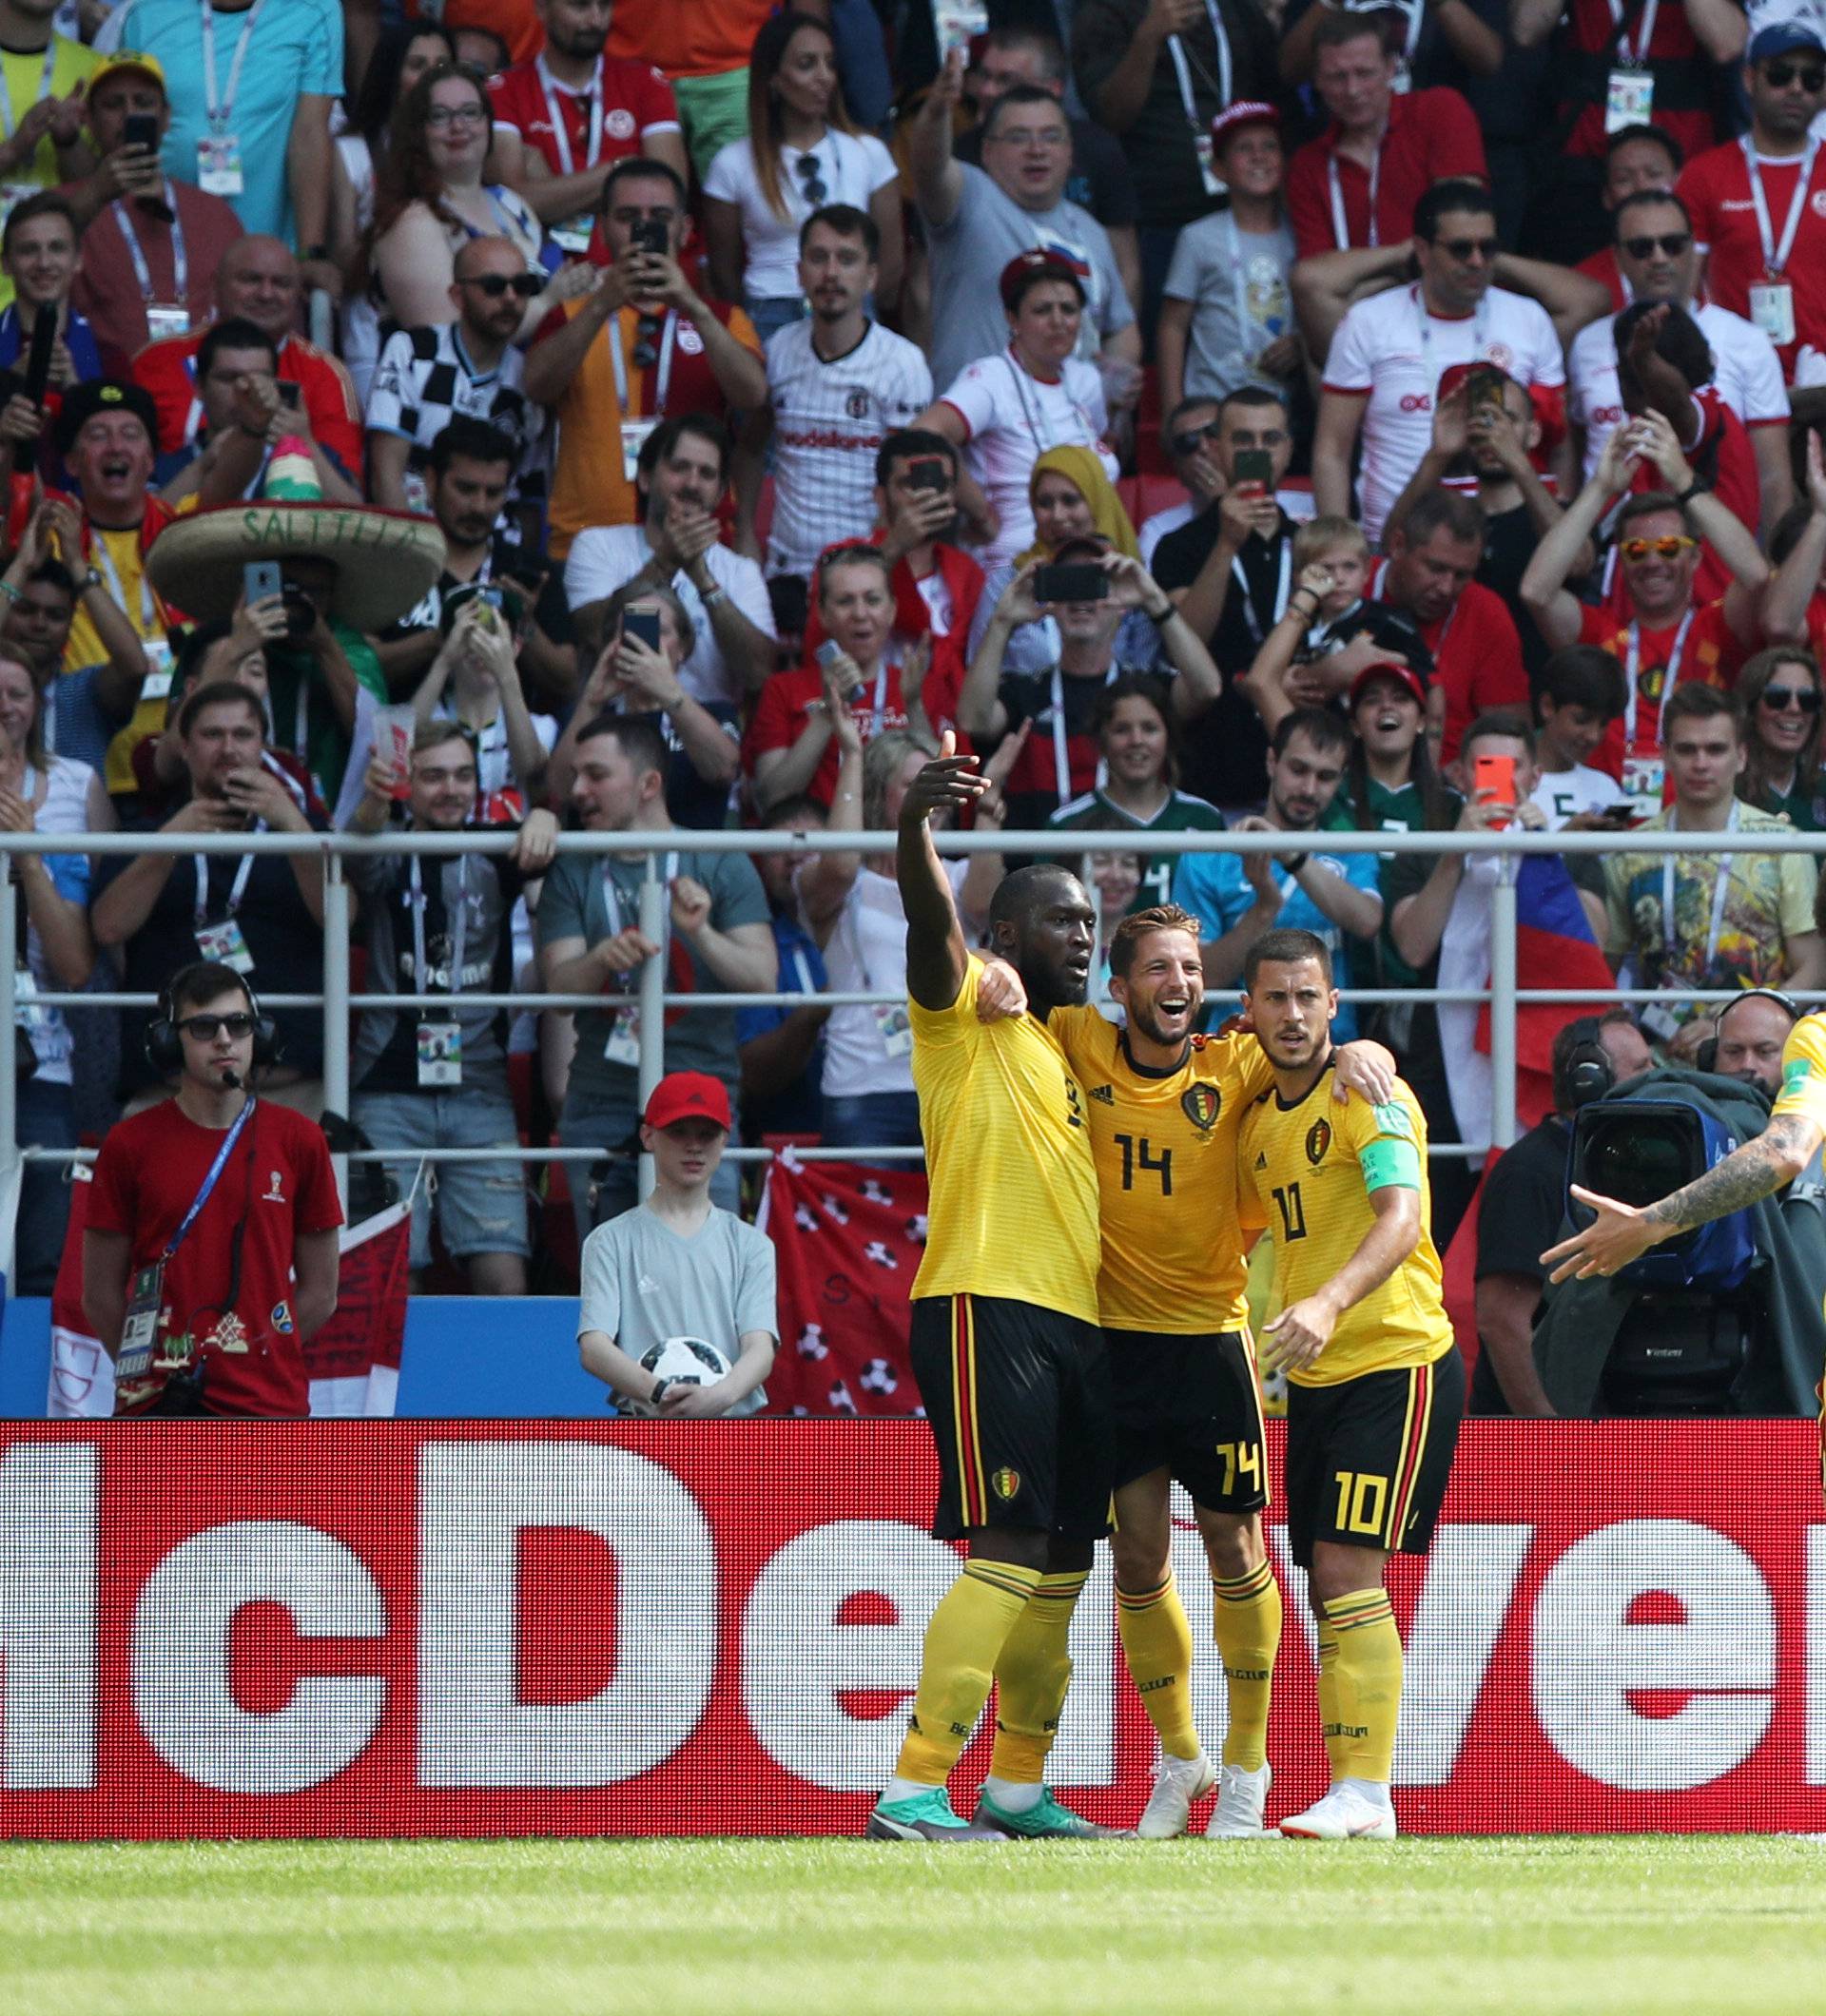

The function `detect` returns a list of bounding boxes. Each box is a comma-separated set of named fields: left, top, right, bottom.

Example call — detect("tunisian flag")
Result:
left=760, top=1153, right=929, bottom=1416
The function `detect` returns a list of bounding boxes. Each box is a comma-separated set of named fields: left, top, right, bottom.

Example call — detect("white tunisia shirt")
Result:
left=1323, top=282, right=1564, bottom=547
left=1566, top=300, right=1789, bottom=483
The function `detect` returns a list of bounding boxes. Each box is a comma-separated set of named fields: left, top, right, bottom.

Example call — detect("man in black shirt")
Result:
left=91, top=682, right=330, bottom=1114
left=345, top=720, right=559, bottom=1292
left=1472, top=1008, right=1653, bottom=1417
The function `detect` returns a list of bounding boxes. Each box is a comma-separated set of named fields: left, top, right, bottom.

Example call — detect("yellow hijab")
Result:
left=1013, top=445, right=1140, bottom=570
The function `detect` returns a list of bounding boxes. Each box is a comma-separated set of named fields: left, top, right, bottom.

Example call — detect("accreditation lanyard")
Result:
left=1328, top=143, right=1382, bottom=250
left=608, top=307, right=677, bottom=415
left=1414, top=284, right=1487, bottom=384
left=538, top=52, right=604, bottom=178
left=163, top=1095, right=256, bottom=1262
left=194, top=843, right=259, bottom=929
left=112, top=189, right=187, bottom=306
left=1005, top=351, right=1098, bottom=456
left=789, top=947, right=814, bottom=997
left=1741, top=135, right=1820, bottom=279
left=199, top=0, right=266, bottom=137
left=409, top=853, right=471, bottom=1001
left=1166, top=2, right=1232, bottom=142
left=1048, top=664, right=1117, bottom=804
left=1223, top=210, right=1257, bottom=348
left=1663, top=798, right=1737, bottom=971
left=1622, top=607, right=1695, bottom=751
left=1233, top=536, right=1292, bottom=645
left=600, top=847, right=679, bottom=938
left=89, top=525, right=158, bottom=636
left=1608, top=0, right=1660, bottom=64
left=0, top=37, right=58, bottom=141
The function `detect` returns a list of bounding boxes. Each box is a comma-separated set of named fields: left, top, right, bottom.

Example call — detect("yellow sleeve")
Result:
left=1219, top=1032, right=1279, bottom=1106
left=1337, top=1088, right=1425, bottom=1192
left=907, top=953, right=982, bottom=1050
left=1235, top=1106, right=1268, bottom=1233
left=1778, top=855, right=1818, bottom=942
left=1772, top=1015, right=1826, bottom=1131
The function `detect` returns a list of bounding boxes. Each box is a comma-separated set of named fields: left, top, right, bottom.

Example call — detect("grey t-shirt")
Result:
left=538, top=841, right=772, bottom=1103
left=924, top=164, right=1135, bottom=393
left=578, top=1202, right=777, bottom=1416
left=1162, top=209, right=1297, bottom=402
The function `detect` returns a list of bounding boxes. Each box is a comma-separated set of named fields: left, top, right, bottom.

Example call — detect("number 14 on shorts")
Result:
left=1216, top=1439, right=1261, bottom=1498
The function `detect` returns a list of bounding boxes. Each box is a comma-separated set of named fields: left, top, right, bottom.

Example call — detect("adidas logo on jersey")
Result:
left=1089, top=1084, right=1114, bottom=1103
left=1254, top=1152, right=1268, bottom=1170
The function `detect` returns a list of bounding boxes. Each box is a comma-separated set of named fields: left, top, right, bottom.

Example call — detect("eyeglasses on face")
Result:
left=1764, top=59, right=1826, bottom=89
left=178, top=1012, right=256, bottom=1040
left=1760, top=684, right=1822, bottom=713
left=461, top=271, right=542, bottom=299
left=1621, top=232, right=1692, bottom=260
left=1434, top=235, right=1499, bottom=262
left=1620, top=533, right=1698, bottom=560
left=426, top=102, right=488, bottom=127
left=1168, top=418, right=1224, bottom=457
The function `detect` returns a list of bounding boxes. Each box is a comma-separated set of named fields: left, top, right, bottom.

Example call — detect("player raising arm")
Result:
left=1237, top=928, right=1465, bottom=1841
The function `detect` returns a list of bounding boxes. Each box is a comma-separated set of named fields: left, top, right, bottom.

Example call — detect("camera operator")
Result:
left=1702, top=988, right=1798, bottom=1100
left=82, top=959, right=342, bottom=1418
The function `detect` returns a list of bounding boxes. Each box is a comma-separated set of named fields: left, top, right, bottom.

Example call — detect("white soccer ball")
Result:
left=627, top=1335, right=733, bottom=1415
left=859, top=1357, right=899, bottom=1397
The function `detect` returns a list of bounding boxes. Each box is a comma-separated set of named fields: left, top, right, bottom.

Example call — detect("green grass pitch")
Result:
left=2, top=1835, right=1823, bottom=2014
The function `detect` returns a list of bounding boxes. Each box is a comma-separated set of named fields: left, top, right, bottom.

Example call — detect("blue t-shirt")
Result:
left=1173, top=843, right=1384, bottom=1041
left=735, top=913, right=827, bottom=1138
left=99, top=0, right=343, bottom=245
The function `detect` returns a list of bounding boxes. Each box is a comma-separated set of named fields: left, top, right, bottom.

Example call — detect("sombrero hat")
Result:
left=146, top=437, right=446, bottom=632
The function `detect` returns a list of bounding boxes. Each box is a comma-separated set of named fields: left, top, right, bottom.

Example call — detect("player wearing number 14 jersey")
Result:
left=1237, top=928, right=1464, bottom=1841
left=979, top=904, right=1394, bottom=1838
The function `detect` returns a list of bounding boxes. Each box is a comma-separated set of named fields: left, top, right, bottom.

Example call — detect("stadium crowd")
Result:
left=8, top=0, right=1826, bottom=1397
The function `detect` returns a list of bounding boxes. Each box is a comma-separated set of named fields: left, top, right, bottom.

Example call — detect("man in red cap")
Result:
left=575, top=1069, right=778, bottom=1419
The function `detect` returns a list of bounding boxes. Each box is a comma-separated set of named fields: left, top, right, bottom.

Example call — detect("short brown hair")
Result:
left=1108, top=902, right=1202, bottom=979
left=177, top=679, right=263, bottom=740
left=1662, top=681, right=1743, bottom=741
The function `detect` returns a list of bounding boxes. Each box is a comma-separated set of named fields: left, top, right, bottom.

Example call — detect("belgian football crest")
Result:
left=992, top=1466, right=1021, bottom=1501
left=1305, top=1117, right=1332, bottom=1165
left=1181, top=1083, right=1221, bottom=1131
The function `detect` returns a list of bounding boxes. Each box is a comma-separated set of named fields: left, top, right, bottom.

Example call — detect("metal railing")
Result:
left=1, top=821, right=1819, bottom=1201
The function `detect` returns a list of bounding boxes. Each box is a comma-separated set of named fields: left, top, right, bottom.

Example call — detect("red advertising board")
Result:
left=1, top=1419, right=1822, bottom=1838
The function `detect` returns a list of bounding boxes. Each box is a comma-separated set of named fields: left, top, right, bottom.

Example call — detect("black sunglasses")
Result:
left=1765, top=59, right=1826, bottom=89
left=1621, top=231, right=1692, bottom=260
left=1435, top=235, right=1499, bottom=262
left=794, top=152, right=828, bottom=205
left=1761, top=685, right=1822, bottom=713
left=1169, top=418, right=1224, bottom=458
left=631, top=312, right=664, bottom=369
left=462, top=272, right=542, bottom=299
left=178, top=1012, right=257, bottom=1040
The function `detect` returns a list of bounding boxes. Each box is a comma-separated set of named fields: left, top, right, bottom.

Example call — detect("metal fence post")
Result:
left=1488, top=848, right=1518, bottom=1153
left=321, top=852, right=351, bottom=1206
left=0, top=872, right=17, bottom=1283
left=637, top=847, right=666, bottom=1202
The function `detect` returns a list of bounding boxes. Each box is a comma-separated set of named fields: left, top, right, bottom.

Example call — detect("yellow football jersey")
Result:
left=909, top=956, right=1101, bottom=1322
left=1049, top=1005, right=1276, bottom=1333
left=1237, top=1063, right=1454, bottom=1386
left=1772, top=1014, right=1826, bottom=1134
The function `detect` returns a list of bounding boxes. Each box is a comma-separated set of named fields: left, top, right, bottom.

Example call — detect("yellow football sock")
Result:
left=894, top=1559, right=1043, bottom=1787
left=1212, top=1559, right=1282, bottom=1772
left=989, top=1570, right=1088, bottom=1783
left=1320, top=1589, right=1403, bottom=1786
left=1116, top=1570, right=1201, bottom=1762
left=1314, top=1619, right=1343, bottom=1781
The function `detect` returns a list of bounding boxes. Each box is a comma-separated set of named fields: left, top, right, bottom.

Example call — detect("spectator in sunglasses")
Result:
left=1136, top=397, right=1223, bottom=568
left=1678, top=23, right=1826, bottom=382
left=524, top=156, right=766, bottom=558
left=367, top=235, right=549, bottom=523
left=1568, top=192, right=1792, bottom=534
left=1574, top=125, right=1686, bottom=312
left=1736, top=646, right=1826, bottom=830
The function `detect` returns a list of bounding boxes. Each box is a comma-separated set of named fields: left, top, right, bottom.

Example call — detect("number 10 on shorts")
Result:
left=1333, top=1468, right=1389, bottom=1537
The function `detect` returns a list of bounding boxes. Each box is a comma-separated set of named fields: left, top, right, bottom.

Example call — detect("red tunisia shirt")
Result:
left=1367, top=565, right=1527, bottom=766
left=88, top=1096, right=343, bottom=1419
left=742, top=660, right=911, bottom=810
left=1678, top=141, right=1826, bottom=378
left=1285, top=88, right=1486, bottom=258
left=1576, top=595, right=1746, bottom=782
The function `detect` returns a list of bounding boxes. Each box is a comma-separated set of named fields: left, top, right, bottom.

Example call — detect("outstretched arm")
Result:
left=896, top=730, right=984, bottom=1011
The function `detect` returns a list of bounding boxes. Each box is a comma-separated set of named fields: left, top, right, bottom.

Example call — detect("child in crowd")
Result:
left=1529, top=646, right=1631, bottom=829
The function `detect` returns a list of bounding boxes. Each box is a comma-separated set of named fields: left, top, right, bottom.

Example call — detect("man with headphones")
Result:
left=81, top=960, right=342, bottom=1418
left=1697, top=988, right=1799, bottom=1101
left=1472, top=1009, right=1653, bottom=1417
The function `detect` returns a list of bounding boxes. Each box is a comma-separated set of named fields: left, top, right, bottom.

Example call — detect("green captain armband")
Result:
left=1359, top=1135, right=1422, bottom=1192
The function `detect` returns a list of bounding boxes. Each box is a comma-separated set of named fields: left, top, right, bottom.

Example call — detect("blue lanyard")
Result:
left=164, top=1098, right=256, bottom=1261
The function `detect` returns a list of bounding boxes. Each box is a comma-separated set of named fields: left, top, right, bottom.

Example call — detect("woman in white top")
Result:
left=0, top=652, right=99, bottom=1291
left=702, top=10, right=903, bottom=348
left=914, top=250, right=1119, bottom=573
left=364, top=66, right=554, bottom=339
left=331, top=21, right=457, bottom=403
left=799, top=717, right=1014, bottom=1155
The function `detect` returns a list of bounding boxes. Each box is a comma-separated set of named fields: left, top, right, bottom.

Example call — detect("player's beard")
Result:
left=1127, top=989, right=1195, bottom=1053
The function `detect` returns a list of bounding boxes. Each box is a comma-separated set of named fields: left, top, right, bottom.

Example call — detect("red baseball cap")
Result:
left=643, top=1072, right=732, bottom=1133
left=1210, top=100, right=1279, bottom=150
left=1349, top=661, right=1428, bottom=711
left=999, top=247, right=1087, bottom=312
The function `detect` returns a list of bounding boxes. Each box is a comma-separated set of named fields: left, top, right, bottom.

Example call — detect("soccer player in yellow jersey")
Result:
left=1236, top=927, right=1466, bottom=1841
left=866, top=733, right=1121, bottom=1844
left=976, top=904, right=1395, bottom=1837
left=1544, top=1002, right=1826, bottom=1491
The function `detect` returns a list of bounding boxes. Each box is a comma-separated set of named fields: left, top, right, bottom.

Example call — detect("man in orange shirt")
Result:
left=604, top=0, right=773, bottom=178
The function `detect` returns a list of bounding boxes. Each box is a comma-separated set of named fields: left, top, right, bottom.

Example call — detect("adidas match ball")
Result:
left=629, top=1335, right=733, bottom=1415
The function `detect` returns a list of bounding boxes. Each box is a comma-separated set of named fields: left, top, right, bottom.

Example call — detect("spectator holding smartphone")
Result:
left=411, top=597, right=556, bottom=816
left=1529, top=647, right=1632, bottom=829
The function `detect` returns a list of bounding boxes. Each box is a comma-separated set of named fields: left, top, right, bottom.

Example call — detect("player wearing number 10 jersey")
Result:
left=1237, top=928, right=1464, bottom=1842
left=979, top=904, right=1394, bottom=1838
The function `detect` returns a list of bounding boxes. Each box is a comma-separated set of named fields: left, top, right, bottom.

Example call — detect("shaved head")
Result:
left=454, top=234, right=525, bottom=281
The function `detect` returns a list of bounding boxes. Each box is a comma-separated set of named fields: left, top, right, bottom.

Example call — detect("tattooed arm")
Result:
left=1541, top=1113, right=1821, bottom=1282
